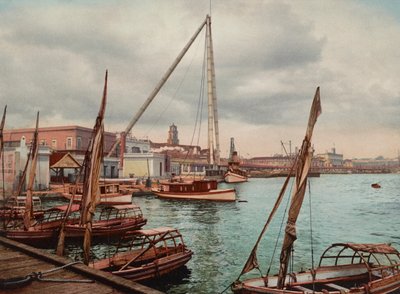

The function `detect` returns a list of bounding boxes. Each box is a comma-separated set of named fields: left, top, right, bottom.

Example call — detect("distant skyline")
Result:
left=1, top=1, right=399, bottom=159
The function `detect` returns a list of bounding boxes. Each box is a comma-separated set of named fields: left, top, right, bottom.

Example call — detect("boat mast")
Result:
left=206, top=14, right=221, bottom=166
left=208, top=15, right=220, bottom=166
left=23, top=111, right=39, bottom=230
left=0, top=106, right=7, bottom=203
left=206, top=15, right=215, bottom=165
left=0, top=106, right=6, bottom=161
left=81, top=71, right=108, bottom=265
left=277, top=87, right=321, bottom=289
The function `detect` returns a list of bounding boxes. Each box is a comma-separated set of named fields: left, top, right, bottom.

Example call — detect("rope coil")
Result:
left=0, top=261, right=93, bottom=289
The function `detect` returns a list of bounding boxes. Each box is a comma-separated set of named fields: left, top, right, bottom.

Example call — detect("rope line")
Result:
left=308, top=178, right=316, bottom=292
left=0, top=261, right=93, bottom=289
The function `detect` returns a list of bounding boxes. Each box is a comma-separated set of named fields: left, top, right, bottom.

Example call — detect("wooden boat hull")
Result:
left=63, top=193, right=132, bottom=205
left=152, top=188, right=236, bottom=201
left=106, top=251, right=193, bottom=282
left=64, top=218, right=147, bottom=238
left=94, top=250, right=193, bottom=281
left=1, top=229, right=58, bottom=247
left=232, top=263, right=400, bottom=294
left=224, top=171, right=248, bottom=183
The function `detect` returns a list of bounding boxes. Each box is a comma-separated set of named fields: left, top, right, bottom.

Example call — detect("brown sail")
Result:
left=80, top=70, right=108, bottom=265
left=23, top=112, right=40, bottom=230
left=276, top=87, right=321, bottom=288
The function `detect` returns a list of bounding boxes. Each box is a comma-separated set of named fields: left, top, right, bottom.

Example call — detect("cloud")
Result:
left=0, top=0, right=399, bottom=158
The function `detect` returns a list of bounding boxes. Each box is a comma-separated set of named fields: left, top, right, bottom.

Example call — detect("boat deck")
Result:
left=0, top=236, right=162, bottom=294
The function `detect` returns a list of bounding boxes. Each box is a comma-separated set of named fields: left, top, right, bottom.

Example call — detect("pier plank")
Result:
left=0, top=236, right=163, bottom=294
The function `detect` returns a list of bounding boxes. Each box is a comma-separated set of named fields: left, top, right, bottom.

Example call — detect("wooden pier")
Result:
left=0, top=236, right=163, bottom=294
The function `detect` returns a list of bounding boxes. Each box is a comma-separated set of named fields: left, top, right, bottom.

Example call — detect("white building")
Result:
left=317, top=148, right=343, bottom=167
left=0, top=137, right=51, bottom=195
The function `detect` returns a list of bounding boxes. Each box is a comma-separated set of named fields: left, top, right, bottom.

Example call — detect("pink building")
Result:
left=3, top=125, right=117, bottom=155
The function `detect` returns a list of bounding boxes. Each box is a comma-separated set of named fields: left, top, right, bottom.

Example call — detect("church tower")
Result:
left=167, top=123, right=179, bottom=145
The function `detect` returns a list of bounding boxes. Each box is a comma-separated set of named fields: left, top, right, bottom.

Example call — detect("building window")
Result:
left=66, top=137, right=73, bottom=150
left=131, top=146, right=140, bottom=153
left=51, top=139, right=57, bottom=149
left=103, top=166, right=108, bottom=177
left=77, top=137, right=82, bottom=150
left=40, top=139, right=46, bottom=146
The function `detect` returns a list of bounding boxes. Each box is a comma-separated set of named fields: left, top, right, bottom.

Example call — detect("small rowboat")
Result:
left=91, top=227, right=193, bottom=282
left=64, top=204, right=147, bottom=239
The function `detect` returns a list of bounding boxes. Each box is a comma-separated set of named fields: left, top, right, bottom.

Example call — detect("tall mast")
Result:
left=206, top=15, right=215, bottom=165
left=208, top=15, right=221, bottom=165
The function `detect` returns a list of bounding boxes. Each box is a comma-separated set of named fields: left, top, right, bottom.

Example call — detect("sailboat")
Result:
left=232, top=87, right=400, bottom=293
left=146, top=14, right=235, bottom=201
left=0, top=112, right=69, bottom=246
left=224, top=138, right=248, bottom=183
left=62, top=181, right=132, bottom=205
left=0, top=107, right=44, bottom=220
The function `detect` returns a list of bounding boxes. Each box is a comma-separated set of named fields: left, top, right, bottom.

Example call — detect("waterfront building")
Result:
left=317, top=148, right=344, bottom=167
left=3, top=125, right=116, bottom=156
left=2, top=126, right=119, bottom=187
left=350, top=157, right=399, bottom=169
left=118, top=134, right=166, bottom=178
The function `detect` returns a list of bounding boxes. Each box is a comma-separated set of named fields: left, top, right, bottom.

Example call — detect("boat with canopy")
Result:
left=91, top=226, right=193, bottom=282
left=231, top=87, right=400, bottom=293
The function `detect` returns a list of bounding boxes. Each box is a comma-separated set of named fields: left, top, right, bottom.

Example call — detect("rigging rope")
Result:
left=0, top=261, right=93, bottom=289
left=308, top=178, right=316, bottom=292
left=266, top=170, right=296, bottom=276
left=143, top=30, right=205, bottom=138
left=179, top=31, right=207, bottom=173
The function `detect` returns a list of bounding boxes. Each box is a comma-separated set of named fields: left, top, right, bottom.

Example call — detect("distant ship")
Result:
left=224, top=138, right=248, bottom=183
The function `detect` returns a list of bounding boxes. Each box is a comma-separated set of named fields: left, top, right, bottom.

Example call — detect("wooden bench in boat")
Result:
left=325, top=283, right=349, bottom=292
left=292, top=285, right=314, bottom=293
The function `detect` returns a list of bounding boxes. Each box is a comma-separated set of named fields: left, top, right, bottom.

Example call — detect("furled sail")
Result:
left=80, top=70, right=108, bottom=265
left=277, top=87, right=321, bottom=288
left=23, top=112, right=40, bottom=230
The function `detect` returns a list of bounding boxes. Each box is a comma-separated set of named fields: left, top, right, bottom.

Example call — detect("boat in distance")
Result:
left=224, top=141, right=248, bottom=183
left=152, top=179, right=236, bottom=201
left=63, top=182, right=132, bottom=205
left=224, top=169, right=248, bottom=183
left=91, top=227, right=193, bottom=282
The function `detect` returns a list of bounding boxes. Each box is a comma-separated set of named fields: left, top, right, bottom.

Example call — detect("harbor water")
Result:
left=131, top=174, right=400, bottom=293
left=60, top=174, right=400, bottom=293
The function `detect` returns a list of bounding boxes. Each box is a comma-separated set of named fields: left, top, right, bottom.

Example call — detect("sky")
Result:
left=0, top=0, right=399, bottom=159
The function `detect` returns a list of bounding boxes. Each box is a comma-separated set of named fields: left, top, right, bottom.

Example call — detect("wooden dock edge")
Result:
left=0, top=236, right=164, bottom=294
